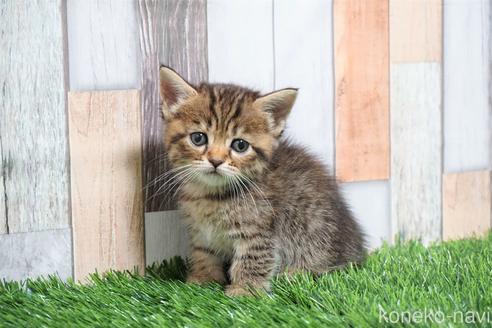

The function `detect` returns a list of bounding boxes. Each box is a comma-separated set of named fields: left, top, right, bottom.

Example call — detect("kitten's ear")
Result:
left=253, top=88, right=298, bottom=135
left=159, top=65, right=197, bottom=118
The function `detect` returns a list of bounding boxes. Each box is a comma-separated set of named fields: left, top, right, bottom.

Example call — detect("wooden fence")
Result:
left=0, top=0, right=491, bottom=282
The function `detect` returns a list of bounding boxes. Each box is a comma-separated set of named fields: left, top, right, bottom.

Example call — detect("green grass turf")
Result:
left=1, top=233, right=491, bottom=327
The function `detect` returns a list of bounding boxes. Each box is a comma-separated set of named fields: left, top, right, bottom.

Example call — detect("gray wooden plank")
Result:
left=443, top=0, right=491, bottom=172
left=137, top=0, right=208, bottom=212
left=145, top=211, right=190, bottom=265
left=390, top=63, right=442, bottom=244
left=0, top=0, right=70, bottom=233
left=67, top=0, right=141, bottom=90
left=273, top=0, right=335, bottom=167
left=0, top=228, right=72, bottom=281
left=341, top=181, right=390, bottom=250
left=207, top=0, right=274, bottom=92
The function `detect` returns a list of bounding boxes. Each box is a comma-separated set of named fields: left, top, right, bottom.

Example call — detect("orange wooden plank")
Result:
left=390, top=0, right=442, bottom=62
left=68, top=90, right=144, bottom=281
left=443, top=170, right=491, bottom=241
left=334, top=0, right=390, bottom=182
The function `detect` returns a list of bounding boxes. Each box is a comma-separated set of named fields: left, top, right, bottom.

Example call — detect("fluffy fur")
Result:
left=159, top=66, right=366, bottom=296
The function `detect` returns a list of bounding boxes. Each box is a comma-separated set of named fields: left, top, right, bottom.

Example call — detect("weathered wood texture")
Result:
left=145, top=211, right=190, bottom=266
left=333, top=0, right=390, bottom=182
left=0, top=0, right=70, bottom=234
left=138, top=0, right=208, bottom=212
left=390, top=0, right=442, bottom=243
left=390, top=63, right=442, bottom=243
left=390, top=0, right=442, bottom=62
left=443, top=0, right=491, bottom=172
left=208, top=0, right=274, bottom=91
left=273, top=0, right=334, bottom=166
left=66, top=0, right=141, bottom=90
left=0, top=228, right=72, bottom=281
left=341, top=181, right=390, bottom=250
left=69, top=90, right=144, bottom=281
left=443, top=170, right=491, bottom=241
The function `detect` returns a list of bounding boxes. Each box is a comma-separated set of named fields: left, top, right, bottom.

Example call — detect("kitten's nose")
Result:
left=208, top=158, right=224, bottom=168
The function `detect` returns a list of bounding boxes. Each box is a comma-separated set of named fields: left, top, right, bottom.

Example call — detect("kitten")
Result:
left=159, top=66, right=366, bottom=296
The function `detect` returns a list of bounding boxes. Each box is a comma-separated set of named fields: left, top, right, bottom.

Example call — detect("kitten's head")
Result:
left=159, top=66, right=297, bottom=192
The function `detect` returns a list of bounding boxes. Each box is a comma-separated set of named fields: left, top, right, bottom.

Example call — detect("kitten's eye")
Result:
left=231, top=139, right=249, bottom=153
left=190, top=132, right=207, bottom=146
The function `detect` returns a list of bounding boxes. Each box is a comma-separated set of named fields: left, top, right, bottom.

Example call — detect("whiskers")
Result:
left=144, top=164, right=198, bottom=210
left=144, top=162, right=275, bottom=215
left=220, top=167, right=275, bottom=217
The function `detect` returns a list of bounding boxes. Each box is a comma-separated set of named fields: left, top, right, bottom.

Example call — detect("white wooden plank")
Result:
left=67, top=0, right=140, bottom=90
left=0, top=0, right=70, bottom=233
left=341, top=181, right=390, bottom=250
left=207, top=0, right=274, bottom=92
left=145, top=211, right=190, bottom=265
left=0, top=228, right=72, bottom=281
left=390, top=63, right=442, bottom=243
left=443, top=0, right=491, bottom=172
left=0, top=136, right=6, bottom=234
left=273, top=0, right=334, bottom=167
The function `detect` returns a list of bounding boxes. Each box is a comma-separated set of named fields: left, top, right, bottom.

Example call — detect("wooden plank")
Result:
left=0, top=0, right=70, bottom=233
left=390, top=0, right=442, bottom=62
left=443, top=0, right=491, bottom=172
left=341, top=181, right=390, bottom=250
left=207, top=0, right=274, bottom=91
left=0, top=137, right=6, bottom=234
left=443, top=170, right=491, bottom=240
left=145, top=211, right=190, bottom=266
left=333, top=0, right=390, bottom=182
left=273, top=0, right=334, bottom=166
left=68, top=90, right=144, bottom=281
left=137, top=0, right=208, bottom=212
left=66, top=0, right=141, bottom=91
left=0, top=228, right=72, bottom=281
left=390, top=63, right=442, bottom=243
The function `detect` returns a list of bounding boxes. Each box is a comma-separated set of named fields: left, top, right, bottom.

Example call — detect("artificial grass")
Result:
left=1, top=233, right=491, bottom=327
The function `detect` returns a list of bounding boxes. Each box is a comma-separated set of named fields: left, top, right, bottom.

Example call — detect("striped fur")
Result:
left=159, top=66, right=366, bottom=296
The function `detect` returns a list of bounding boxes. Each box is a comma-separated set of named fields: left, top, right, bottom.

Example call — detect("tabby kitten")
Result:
left=159, top=66, right=366, bottom=296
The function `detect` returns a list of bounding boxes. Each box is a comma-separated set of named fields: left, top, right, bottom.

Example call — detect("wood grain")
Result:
left=341, top=181, right=390, bottom=250
left=390, top=0, right=442, bottom=62
left=207, top=0, right=274, bottom=92
left=443, top=170, right=491, bottom=241
left=273, top=0, right=334, bottom=167
left=137, top=0, right=208, bottom=212
left=443, top=0, right=491, bottom=172
left=145, top=211, right=190, bottom=266
left=0, top=0, right=70, bottom=233
left=333, top=0, right=390, bottom=182
left=69, top=90, right=144, bottom=281
left=66, top=0, right=141, bottom=90
left=390, top=63, right=442, bottom=244
left=0, top=228, right=72, bottom=281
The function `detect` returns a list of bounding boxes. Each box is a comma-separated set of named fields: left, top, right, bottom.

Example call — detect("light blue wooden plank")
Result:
left=341, top=181, right=390, bottom=250
left=273, top=0, right=334, bottom=167
left=67, top=0, right=141, bottom=90
left=207, top=0, right=274, bottom=92
left=443, top=0, right=491, bottom=172
left=0, top=228, right=72, bottom=281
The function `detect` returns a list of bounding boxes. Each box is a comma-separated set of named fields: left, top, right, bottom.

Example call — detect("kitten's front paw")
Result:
left=225, top=285, right=253, bottom=297
left=186, top=271, right=226, bottom=285
left=225, top=284, right=268, bottom=297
